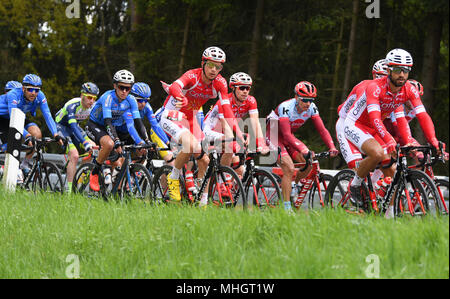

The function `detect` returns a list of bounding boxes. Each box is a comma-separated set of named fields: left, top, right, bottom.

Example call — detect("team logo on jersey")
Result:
left=373, top=86, right=381, bottom=98
left=282, top=107, right=289, bottom=115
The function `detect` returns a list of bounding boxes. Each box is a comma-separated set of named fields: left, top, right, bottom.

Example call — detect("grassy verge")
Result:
left=0, top=188, right=448, bottom=279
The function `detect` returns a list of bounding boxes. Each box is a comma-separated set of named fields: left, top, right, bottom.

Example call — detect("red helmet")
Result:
left=408, top=79, right=424, bottom=96
left=295, top=81, right=317, bottom=98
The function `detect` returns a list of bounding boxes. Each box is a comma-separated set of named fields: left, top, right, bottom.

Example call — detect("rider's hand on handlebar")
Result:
left=54, top=134, right=66, bottom=147
left=329, top=148, right=339, bottom=157
left=175, top=96, right=188, bottom=109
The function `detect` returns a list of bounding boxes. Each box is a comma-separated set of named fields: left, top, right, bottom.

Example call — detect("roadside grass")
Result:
left=0, top=188, right=448, bottom=279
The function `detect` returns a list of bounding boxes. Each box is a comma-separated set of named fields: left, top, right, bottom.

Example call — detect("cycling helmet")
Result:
left=372, top=59, right=389, bottom=78
left=229, top=72, right=252, bottom=87
left=202, top=46, right=226, bottom=63
left=22, top=74, right=42, bottom=87
left=385, top=48, right=413, bottom=67
left=408, top=79, right=424, bottom=96
left=113, top=69, right=135, bottom=84
left=295, top=81, right=317, bottom=98
left=131, top=82, right=151, bottom=99
left=81, top=82, right=100, bottom=96
left=5, top=81, right=22, bottom=92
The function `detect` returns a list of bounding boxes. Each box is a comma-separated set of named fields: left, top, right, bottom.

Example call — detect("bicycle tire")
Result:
left=435, top=179, right=449, bottom=214
left=393, top=169, right=444, bottom=217
left=72, top=163, right=95, bottom=196
left=208, top=166, right=246, bottom=208
left=245, top=168, right=282, bottom=209
left=151, top=165, right=173, bottom=204
left=119, top=163, right=153, bottom=202
left=24, top=161, right=64, bottom=194
left=308, top=173, right=334, bottom=209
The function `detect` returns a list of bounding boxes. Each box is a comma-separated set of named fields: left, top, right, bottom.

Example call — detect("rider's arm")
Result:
left=365, top=83, right=397, bottom=148
left=144, top=104, right=170, bottom=144
left=124, top=111, right=144, bottom=145
left=66, top=102, right=89, bottom=147
left=196, top=108, right=204, bottom=130
left=217, top=88, right=244, bottom=142
left=311, top=115, right=336, bottom=150
left=38, top=94, right=58, bottom=136
left=392, top=106, right=416, bottom=145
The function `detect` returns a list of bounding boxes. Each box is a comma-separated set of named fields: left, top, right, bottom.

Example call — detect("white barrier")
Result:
left=2, top=108, right=25, bottom=191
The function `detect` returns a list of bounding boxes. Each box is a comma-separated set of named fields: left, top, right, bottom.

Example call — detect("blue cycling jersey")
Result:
left=89, top=90, right=140, bottom=127
left=140, top=103, right=170, bottom=145
left=0, top=87, right=58, bottom=136
left=115, top=109, right=145, bottom=145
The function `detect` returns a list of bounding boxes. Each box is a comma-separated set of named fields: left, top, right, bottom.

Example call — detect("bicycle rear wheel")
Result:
left=208, top=166, right=245, bottom=208
left=245, top=168, right=282, bottom=209
left=435, top=179, right=449, bottom=214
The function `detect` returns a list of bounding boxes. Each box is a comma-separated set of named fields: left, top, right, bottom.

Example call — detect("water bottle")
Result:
left=103, top=167, right=112, bottom=185
left=290, top=182, right=298, bottom=202
left=376, top=177, right=392, bottom=198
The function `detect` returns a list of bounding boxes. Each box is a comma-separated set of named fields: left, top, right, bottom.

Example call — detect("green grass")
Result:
left=0, top=188, right=448, bottom=279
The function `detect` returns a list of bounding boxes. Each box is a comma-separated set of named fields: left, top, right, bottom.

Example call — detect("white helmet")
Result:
left=113, top=69, right=135, bottom=84
left=202, top=46, right=226, bottom=63
left=229, top=72, right=252, bottom=87
left=372, top=59, right=388, bottom=77
left=385, top=48, right=413, bottom=67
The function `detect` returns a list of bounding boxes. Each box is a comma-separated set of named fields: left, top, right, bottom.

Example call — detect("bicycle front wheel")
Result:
left=308, top=173, right=334, bottom=210
left=119, top=163, right=153, bottom=202
left=208, top=166, right=246, bottom=208
left=435, top=179, right=449, bottom=214
left=245, top=168, right=282, bottom=209
left=151, top=165, right=173, bottom=205
left=25, top=161, right=64, bottom=194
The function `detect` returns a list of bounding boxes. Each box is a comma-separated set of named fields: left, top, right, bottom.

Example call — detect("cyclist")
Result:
left=156, top=46, right=245, bottom=205
left=55, top=82, right=99, bottom=193
left=0, top=74, right=65, bottom=173
left=335, top=59, right=389, bottom=171
left=266, top=81, right=339, bottom=211
left=343, top=48, right=447, bottom=214
left=86, top=70, right=150, bottom=191
left=4, top=81, right=22, bottom=94
left=203, top=72, right=269, bottom=177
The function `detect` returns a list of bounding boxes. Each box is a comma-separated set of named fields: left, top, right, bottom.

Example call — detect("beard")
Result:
left=389, top=75, right=406, bottom=88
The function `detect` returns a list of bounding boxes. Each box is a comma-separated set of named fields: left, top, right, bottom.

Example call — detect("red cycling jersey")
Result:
left=347, top=76, right=438, bottom=149
left=165, top=68, right=243, bottom=140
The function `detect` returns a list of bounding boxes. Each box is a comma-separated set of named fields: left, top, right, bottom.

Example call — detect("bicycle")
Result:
left=272, top=151, right=334, bottom=210
left=19, top=137, right=65, bottom=194
left=325, top=144, right=444, bottom=217
left=72, top=142, right=153, bottom=201
left=233, top=146, right=282, bottom=209
left=151, top=138, right=246, bottom=208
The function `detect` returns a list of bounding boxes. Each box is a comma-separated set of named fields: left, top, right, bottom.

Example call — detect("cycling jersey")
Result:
left=0, top=87, right=58, bottom=136
left=157, top=68, right=243, bottom=141
left=115, top=109, right=145, bottom=145
left=55, top=97, right=93, bottom=146
left=266, top=98, right=335, bottom=155
left=346, top=76, right=438, bottom=149
left=139, top=102, right=170, bottom=145
left=90, top=90, right=140, bottom=127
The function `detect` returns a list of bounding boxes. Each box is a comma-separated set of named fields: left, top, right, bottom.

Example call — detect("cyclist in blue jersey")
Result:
left=0, top=74, right=65, bottom=173
left=85, top=70, right=150, bottom=191
left=55, top=82, right=99, bottom=192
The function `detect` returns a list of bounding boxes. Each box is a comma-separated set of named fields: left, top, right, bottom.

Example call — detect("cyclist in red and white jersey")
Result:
left=335, top=59, right=388, bottom=169
left=156, top=46, right=244, bottom=204
left=266, top=81, right=338, bottom=211
left=203, top=72, right=269, bottom=176
left=343, top=48, right=447, bottom=207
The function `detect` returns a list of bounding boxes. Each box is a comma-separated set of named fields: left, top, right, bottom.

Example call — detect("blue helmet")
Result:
left=81, top=82, right=100, bottom=96
left=5, top=81, right=23, bottom=92
left=131, top=82, right=151, bottom=100
left=22, top=74, right=42, bottom=87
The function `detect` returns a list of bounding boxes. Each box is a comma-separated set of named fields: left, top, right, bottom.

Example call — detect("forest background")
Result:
left=1, top=0, right=448, bottom=171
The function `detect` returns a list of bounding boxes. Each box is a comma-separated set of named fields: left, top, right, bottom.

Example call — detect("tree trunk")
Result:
left=248, top=0, right=264, bottom=85
left=341, top=0, right=359, bottom=100
left=178, top=5, right=192, bottom=76
left=128, top=0, right=137, bottom=73
left=414, top=11, right=443, bottom=142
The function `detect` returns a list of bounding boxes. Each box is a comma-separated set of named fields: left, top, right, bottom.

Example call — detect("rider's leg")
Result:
left=353, top=138, right=386, bottom=186
left=66, top=144, right=79, bottom=191
left=280, top=154, right=295, bottom=206
left=21, top=125, right=42, bottom=170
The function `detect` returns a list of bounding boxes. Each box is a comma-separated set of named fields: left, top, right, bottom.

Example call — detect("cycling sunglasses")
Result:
left=82, top=93, right=97, bottom=100
left=135, top=97, right=149, bottom=103
left=117, top=85, right=132, bottom=92
left=25, top=87, right=41, bottom=93
left=205, top=61, right=223, bottom=71
left=237, top=86, right=251, bottom=91
left=298, top=96, right=315, bottom=103
left=390, top=66, right=411, bottom=74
